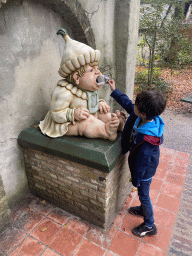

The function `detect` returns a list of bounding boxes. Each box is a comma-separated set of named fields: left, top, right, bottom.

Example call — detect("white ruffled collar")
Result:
left=57, top=79, right=87, bottom=100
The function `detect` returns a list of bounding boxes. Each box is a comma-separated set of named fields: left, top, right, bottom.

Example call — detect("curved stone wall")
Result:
left=0, top=0, right=140, bottom=208
left=0, top=0, right=94, bottom=207
left=0, top=0, right=95, bottom=47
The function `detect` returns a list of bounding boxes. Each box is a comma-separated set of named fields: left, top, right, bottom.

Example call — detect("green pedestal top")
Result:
left=18, top=126, right=122, bottom=173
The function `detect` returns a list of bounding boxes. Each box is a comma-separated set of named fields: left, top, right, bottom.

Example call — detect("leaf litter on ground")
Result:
left=161, top=68, right=192, bottom=113
left=134, top=66, right=192, bottom=114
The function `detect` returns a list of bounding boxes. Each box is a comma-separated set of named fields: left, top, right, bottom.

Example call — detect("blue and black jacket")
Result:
left=111, top=89, right=164, bottom=187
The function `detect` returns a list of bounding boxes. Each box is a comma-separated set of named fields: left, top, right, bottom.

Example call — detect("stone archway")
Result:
left=33, top=0, right=96, bottom=48
left=0, top=0, right=97, bottom=207
left=0, top=0, right=141, bottom=209
left=0, top=0, right=95, bottom=47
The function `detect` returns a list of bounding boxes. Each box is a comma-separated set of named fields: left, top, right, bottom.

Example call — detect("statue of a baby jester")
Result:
left=39, top=29, right=126, bottom=141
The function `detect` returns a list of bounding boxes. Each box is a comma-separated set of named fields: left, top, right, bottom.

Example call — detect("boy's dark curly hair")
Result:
left=135, top=89, right=167, bottom=120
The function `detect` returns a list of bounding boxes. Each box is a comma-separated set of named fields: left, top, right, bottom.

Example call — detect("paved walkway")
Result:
left=0, top=110, right=191, bottom=256
left=162, top=109, right=192, bottom=256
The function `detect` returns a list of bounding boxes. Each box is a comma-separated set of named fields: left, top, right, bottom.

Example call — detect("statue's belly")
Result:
left=70, top=96, right=87, bottom=109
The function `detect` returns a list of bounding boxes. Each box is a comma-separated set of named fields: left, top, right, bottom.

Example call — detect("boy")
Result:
left=109, top=79, right=166, bottom=237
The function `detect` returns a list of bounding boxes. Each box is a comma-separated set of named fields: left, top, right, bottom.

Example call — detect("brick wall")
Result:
left=22, top=147, right=132, bottom=230
left=0, top=175, right=12, bottom=233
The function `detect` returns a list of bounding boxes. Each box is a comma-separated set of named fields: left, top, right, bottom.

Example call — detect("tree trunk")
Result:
left=148, top=49, right=152, bottom=87
left=148, top=29, right=157, bottom=87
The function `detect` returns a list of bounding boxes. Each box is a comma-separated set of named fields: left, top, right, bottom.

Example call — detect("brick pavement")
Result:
left=167, top=153, right=192, bottom=256
left=0, top=146, right=191, bottom=256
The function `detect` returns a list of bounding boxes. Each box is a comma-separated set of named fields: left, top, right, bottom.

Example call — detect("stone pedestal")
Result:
left=18, top=126, right=132, bottom=230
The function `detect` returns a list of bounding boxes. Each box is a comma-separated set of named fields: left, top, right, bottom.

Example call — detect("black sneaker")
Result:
left=128, top=206, right=144, bottom=217
left=132, top=222, right=157, bottom=237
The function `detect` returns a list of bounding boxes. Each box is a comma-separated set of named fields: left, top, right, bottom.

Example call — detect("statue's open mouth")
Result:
left=96, top=75, right=110, bottom=85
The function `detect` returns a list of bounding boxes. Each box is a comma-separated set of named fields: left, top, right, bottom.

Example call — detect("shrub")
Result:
left=135, top=67, right=172, bottom=95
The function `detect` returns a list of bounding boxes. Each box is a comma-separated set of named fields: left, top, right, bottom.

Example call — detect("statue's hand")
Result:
left=74, top=107, right=90, bottom=121
left=99, top=101, right=110, bottom=114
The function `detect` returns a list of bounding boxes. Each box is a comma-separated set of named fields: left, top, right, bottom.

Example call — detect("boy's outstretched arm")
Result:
left=108, top=79, right=134, bottom=114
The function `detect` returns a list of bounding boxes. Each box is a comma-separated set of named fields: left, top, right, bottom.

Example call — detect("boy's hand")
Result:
left=120, top=111, right=128, bottom=121
left=108, top=79, right=116, bottom=91
left=74, top=107, right=90, bottom=121
left=99, top=101, right=110, bottom=114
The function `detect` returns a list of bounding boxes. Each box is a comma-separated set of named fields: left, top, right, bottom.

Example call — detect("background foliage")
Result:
left=136, top=0, right=192, bottom=95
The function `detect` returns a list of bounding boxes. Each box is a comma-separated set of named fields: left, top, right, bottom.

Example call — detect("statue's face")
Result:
left=75, top=65, right=102, bottom=92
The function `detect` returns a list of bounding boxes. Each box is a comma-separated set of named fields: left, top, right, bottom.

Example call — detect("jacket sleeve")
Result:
left=50, top=86, right=75, bottom=124
left=110, top=89, right=134, bottom=114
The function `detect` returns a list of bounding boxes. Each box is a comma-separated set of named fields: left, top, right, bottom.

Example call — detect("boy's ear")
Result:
left=73, top=72, right=80, bottom=85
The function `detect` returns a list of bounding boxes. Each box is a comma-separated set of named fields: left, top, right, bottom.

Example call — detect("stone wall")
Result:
left=0, top=0, right=140, bottom=208
left=0, top=175, right=12, bottom=233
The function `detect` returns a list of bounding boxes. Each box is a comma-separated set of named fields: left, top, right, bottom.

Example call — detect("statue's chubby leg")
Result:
left=97, top=112, right=111, bottom=123
left=98, top=111, right=127, bottom=132
left=66, top=114, right=119, bottom=141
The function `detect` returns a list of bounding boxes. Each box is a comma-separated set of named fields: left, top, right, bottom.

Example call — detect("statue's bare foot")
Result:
left=105, top=113, right=119, bottom=141
left=115, top=110, right=127, bottom=132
